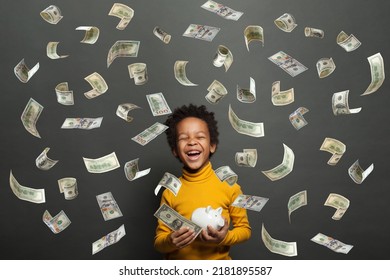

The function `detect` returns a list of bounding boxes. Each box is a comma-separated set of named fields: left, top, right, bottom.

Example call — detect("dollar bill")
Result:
left=316, top=57, right=336, bottom=78
left=261, top=223, right=297, bottom=257
left=174, top=60, right=198, bottom=86
left=324, top=193, right=350, bottom=220
left=108, top=3, right=134, bottom=30
left=320, top=137, right=346, bottom=165
left=9, top=170, right=46, bottom=204
left=128, top=63, right=148, bottom=85
left=201, top=1, right=243, bottom=21
left=46, top=42, right=69, bottom=59
left=244, top=25, right=264, bottom=51
left=205, top=80, right=228, bottom=104
left=271, top=81, right=294, bottom=106
left=55, top=82, right=74, bottom=105
left=348, top=159, right=374, bottom=184
left=36, top=147, right=58, bottom=171
left=154, top=203, right=202, bottom=236
left=289, top=107, right=309, bottom=130
left=132, top=122, right=168, bottom=146
left=96, top=192, right=123, bottom=221
left=40, top=5, right=63, bottom=24
left=288, top=190, right=307, bottom=223
left=107, top=40, right=140, bottom=67
left=75, top=26, right=100, bottom=44
left=232, top=194, right=268, bottom=212
left=215, top=165, right=238, bottom=186
left=262, top=143, right=295, bottom=181
left=154, top=172, right=182, bottom=196
left=43, top=210, right=71, bottom=234
left=58, top=177, right=78, bottom=200
left=153, top=26, right=171, bottom=44
left=311, top=233, right=353, bottom=254
left=304, top=27, right=324, bottom=38
left=61, top=117, right=103, bottom=129
left=116, top=103, right=140, bottom=122
left=332, top=90, right=361, bottom=116
left=124, top=158, right=151, bottom=181
left=14, top=58, right=39, bottom=83
left=362, top=52, right=385, bottom=96
left=84, top=72, right=108, bottom=99
left=92, top=224, right=126, bottom=255
left=268, top=51, right=307, bottom=77
left=146, top=92, right=172, bottom=116
left=323, top=150, right=345, bottom=166
left=235, top=148, right=257, bottom=167
left=182, top=24, right=220, bottom=42
left=228, top=104, right=264, bottom=137
left=237, top=77, right=256, bottom=103
left=274, top=13, right=297, bottom=32
left=83, top=152, right=120, bottom=173
left=21, top=97, right=43, bottom=138
left=213, top=45, right=233, bottom=72
left=336, top=31, right=361, bottom=52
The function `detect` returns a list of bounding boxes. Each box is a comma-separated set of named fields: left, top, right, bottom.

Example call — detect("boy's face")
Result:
left=173, top=117, right=216, bottom=172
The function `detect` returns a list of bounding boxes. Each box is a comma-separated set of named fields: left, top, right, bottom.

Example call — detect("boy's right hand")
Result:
left=169, top=227, right=196, bottom=249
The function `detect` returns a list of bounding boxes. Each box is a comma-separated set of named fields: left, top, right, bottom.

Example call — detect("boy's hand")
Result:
left=169, top=227, right=196, bottom=249
left=199, top=217, right=229, bottom=243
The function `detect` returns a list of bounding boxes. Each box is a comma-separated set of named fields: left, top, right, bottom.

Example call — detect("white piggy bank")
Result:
left=191, top=206, right=225, bottom=230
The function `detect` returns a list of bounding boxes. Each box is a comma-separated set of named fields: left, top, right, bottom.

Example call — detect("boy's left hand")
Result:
left=199, top=217, right=229, bottom=243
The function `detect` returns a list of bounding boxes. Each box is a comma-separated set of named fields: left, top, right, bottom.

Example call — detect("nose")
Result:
left=187, top=137, right=197, bottom=146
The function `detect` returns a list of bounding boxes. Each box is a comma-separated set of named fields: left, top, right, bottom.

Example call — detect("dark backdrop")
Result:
left=0, top=0, right=389, bottom=260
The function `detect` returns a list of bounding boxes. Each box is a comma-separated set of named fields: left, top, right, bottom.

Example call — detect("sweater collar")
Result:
left=182, top=161, right=214, bottom=182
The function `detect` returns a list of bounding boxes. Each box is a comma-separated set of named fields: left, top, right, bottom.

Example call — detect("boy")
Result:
left=154, top=104, right=251, bottom=259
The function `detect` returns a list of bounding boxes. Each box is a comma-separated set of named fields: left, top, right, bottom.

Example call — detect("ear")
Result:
left=206, top=206, right=211, bottom=213
left=217, top=207, right=222, bottom=214
left=210, top=143, right=217, bottom=154
left=172, top=148, right=178, bottom=157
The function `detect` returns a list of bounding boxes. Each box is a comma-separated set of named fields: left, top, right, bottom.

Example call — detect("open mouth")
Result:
left=186, top=150, right=201, bottom=160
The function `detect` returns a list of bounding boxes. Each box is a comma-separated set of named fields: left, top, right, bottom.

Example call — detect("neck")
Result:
left=182, top=161, right=213, bottom=182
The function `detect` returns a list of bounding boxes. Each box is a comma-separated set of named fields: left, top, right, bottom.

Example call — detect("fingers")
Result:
left=171, top=227, right=190, bottom=238
left=200, top=229, right=209, bottom=241
left=199, top=229, right=208, bottom=242
left=170, top=227, right=196, bottom=249
left=201, top=227, right=218, bottom=242
left=206, top=225, right=219, bottom=238
left=222, top=217, right=229, bottom=230
left=201, top=221, right=229, bottom=243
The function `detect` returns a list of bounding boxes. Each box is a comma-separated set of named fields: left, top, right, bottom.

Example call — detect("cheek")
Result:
left=176, top=142, right=186, bottom=154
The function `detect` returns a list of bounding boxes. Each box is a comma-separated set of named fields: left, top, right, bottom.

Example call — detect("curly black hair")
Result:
left=164, top=104, right=219, bottom=158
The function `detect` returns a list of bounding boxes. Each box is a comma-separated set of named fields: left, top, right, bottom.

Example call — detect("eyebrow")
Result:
left=177, top=131, right=207, bottom=137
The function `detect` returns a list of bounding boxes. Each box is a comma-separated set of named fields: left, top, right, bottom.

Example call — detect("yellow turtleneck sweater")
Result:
left=154, top=161, right=251, bottom=260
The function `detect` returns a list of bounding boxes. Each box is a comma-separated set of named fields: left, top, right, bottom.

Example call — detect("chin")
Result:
left=184, top=161, right=207, bottom=172
left=184, top=165, right=201, bottom=172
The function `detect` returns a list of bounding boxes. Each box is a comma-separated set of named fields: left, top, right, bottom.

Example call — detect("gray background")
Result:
left=0, top=0, right=389, bottom=260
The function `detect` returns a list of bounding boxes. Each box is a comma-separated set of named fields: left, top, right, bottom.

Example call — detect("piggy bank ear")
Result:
left=206, top=206, right=212, bottom=213
left=216, top=207, right=222, bottom=214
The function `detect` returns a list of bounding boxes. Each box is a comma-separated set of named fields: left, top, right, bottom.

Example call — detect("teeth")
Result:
left=187, top=151, right=200, bottom=155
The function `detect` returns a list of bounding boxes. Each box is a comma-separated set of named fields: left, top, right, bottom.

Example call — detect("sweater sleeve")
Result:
left=219, top=184, right=251, bottom=246
left=154, top=190, right=177, bottom=254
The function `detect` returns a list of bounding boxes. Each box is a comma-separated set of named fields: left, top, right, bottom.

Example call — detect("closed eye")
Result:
left=196, top=133, right=207, bottom=139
